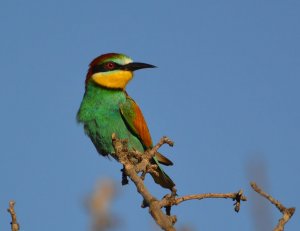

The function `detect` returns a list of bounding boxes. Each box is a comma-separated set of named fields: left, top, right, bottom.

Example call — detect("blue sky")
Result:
left=1, top=0, right=299, bottom=230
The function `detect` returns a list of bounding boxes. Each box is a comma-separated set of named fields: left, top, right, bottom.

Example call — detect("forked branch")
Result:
left=111, top=134, right=247, bottom=231
left=250, top=182, right=295, bottom=231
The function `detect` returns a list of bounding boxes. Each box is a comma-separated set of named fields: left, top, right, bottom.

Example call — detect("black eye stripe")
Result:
left=92, top=65, right=106, bottom=73
left=92, top=62, right=122, bottom=73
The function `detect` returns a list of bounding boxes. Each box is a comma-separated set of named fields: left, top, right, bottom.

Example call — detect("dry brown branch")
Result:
left=250, top=182, right=295, bottom=231
left=160, top=190, right=247, bottom=213
left=7, top=200, right=20, bottom=231
left=111, top=134, right=247, bottom=231
left=112, top=134, right=176, bottom=231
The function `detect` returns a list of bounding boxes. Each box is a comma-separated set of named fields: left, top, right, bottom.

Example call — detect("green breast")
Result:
left=77, top=82, right=143, bottom=155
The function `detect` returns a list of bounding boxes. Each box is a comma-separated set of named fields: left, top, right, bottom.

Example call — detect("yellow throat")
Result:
left=91, top=70, right=133, bottom=89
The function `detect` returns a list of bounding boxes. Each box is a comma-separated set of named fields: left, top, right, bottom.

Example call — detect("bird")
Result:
left=77, top=53, right=175, bottom=190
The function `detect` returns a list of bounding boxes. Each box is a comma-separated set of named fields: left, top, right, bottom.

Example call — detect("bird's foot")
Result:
left=121, top=167, right=129, bottom=185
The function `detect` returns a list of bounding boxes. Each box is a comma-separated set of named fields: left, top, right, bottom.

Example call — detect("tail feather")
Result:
left=155, top=152, right=173, bottom=166
left=150, top=156, right=175, bottom=190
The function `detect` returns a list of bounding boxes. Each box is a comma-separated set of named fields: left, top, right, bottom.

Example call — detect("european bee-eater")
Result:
left=77, top=53, right=175, bottom=190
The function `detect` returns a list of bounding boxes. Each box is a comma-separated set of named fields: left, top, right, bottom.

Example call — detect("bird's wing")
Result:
left=119, top=95, right=153, bottom=148
left=120, top=95, right=175, bottom=189
left=119, top=94, right=173, bottom=166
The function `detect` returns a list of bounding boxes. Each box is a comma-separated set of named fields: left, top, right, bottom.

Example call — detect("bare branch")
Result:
left=250, top=182, right=295, bottom=231
left=7, top=200, right=20, bottom=231
left=112, top=134, right=175, bottom=231
left=111, top=134, right=247, bottom=230
left=149, top=136, right=174, bottom=154
left=160, top=190, right=247, bottom=213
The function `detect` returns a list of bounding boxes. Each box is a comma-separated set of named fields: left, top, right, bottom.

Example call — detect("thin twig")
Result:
left=150, top=136, right=174, bottom=154
left=160, top=190, right=247, bottom=213
left=250, top=182, right=295, bottom=231
left=7, top=200, right=20, bottom=231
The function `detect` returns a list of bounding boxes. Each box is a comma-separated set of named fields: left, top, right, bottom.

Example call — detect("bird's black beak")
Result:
left=122, top=62, right=156, bottom=71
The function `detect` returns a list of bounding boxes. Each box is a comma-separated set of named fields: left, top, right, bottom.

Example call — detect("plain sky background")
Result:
left=1, top=0, right=299, bottom=230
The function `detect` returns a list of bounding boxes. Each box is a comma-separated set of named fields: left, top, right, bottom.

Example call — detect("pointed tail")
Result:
left=155, top=152, right=173, bottom=166
left=150, top=156, right=175, bottom=190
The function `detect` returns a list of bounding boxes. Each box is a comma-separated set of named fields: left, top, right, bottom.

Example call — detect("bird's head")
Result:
left=85, top=53, right=156, bottom=90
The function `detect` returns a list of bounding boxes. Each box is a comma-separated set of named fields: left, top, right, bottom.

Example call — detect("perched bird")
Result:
left=77, top=53, right=175, bottom=190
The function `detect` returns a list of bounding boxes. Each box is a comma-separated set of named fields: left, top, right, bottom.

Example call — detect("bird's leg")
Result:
left=141, top=199, right=149, bottom=208
left=121, top=166, right=129, bottom=185
left=165, top=205, right=171, bottom=216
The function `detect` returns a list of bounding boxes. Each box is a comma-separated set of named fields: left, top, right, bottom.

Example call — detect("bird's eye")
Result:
left=105, top=62, right=116, bottom=70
